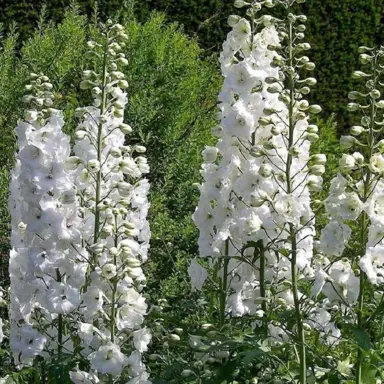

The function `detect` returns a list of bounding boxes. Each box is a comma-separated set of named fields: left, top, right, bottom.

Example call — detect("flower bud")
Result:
left=181, top=370, right=193, bottom=378
left=305, top=77, right=317, bottom=86
left=352, top=71, right=370, bottom=79
left=65, top=156, right=81, bottom=170
left=110, top=147, right=122, bottom=158
left=351, top=126, right=364, bottom=136
left=340, top=136, right=357, bottom=150
left=306, top=133, right=319, bottom=143
left=307, top=175, right=322, bottom=192
left=228, top=15, right=241, bottom=27
left=119, top=123, right=133, bottom=134
left=347, top=103, right=360, bottom=112
left=308, top=105, right=322, bottom=114
left=169, top=334, right=181, bottom=342
left=309, top=165, right=325, bottom=176
left=88, top=159, right=101, bottom=173
left=259, top=164, right=273, bottom=178
left=310, top=154, right=326, bottom=165
left=75, top=130, right=87, bottom=140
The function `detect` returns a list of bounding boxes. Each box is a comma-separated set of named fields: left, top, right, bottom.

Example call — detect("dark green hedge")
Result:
left=0, top=0, right=384, bottom=129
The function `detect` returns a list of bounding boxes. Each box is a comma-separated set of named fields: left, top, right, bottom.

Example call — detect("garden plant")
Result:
left=0, top=0, right=383, bottom=383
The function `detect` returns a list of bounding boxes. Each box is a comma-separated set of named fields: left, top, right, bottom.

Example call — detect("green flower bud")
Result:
left=297, top=15, right=308, bottom=22
left=340, top=135, right=357, bottom=149
left=308, top=104, right=322, bottom=114
left=358, top=46, right=373, bottom=53
left=305, top=77, right=317, bottom=86
left=259, top=116, right=272, bottom=126
left=181, top=370, right=194, bottom=378
left=371, top=89, right=381, bottom=99
left=296, top=111, right=306, bottom=120
left=352, top=71, right=371, bottom=79
left=306, top=133, right=319, bottom=143
left=360, top=54, right=373, bottom=64
left=305, top=62, right=315, bottom=70
left=296, top=24, right=306, bottom=32
left=351, top=126, right=364, bottom=136
left=347, top=103, right=360, bottom=112
left=299, top=86, right=311, bottom=95
left=307, top=125, right=319, bottom=133
left=234, top=0, right=249, bottom=8
left=228, top=15, right=241, bottom=27
left=348, top=91, right=360, bottom=100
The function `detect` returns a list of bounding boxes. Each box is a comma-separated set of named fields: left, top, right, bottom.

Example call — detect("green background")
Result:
left=0, top=0, right=383, bottom=129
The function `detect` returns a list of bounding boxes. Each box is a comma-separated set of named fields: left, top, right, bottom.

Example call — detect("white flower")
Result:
left=240, top=211, right=263, bottom=236
left=0, top=319, right=3, bottom=344
left=222, top=100, right=255, bottom=137
left=11, top=326, right=47, bottom=366
left=102, top=263, right=117, bottom=279
left=317, top=220, right=351, bottom=257
left=132, top=328, right=152, bottom=352
left=274, top=193, right=306, bottom=225
left=339, top=154, right=355, bottom=172
left=46, top=282, right=81, bottom=314
left=325, top=192, right=363, bottom=221
left=359, top=246, right=384, bottom=285
left=188, top=258, right=208, bottom=291
left=69, top=369, right=100, bottom=384
left=88, top=343, right=128, bottom=375
left=366, top=192, right=384, bottom=225
left=202, top=146, right=219, bottom=163
left=369, top=153, right=384, bottom=174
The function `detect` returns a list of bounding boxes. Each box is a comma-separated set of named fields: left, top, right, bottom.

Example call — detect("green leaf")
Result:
left=352, top=328, right=374, bottom=351
left=362, top=363, right=377, bottom=384
left=241, top=346, right=268, bottom=366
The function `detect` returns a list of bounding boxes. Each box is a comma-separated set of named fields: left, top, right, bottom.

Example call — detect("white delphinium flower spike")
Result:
left=318, top=46, right=384, bottom=382
left=8, top=73, right=86, bottom=367
left=193, top=0, right=330, bottom=382
left=70, top=21, right=151, bottom=382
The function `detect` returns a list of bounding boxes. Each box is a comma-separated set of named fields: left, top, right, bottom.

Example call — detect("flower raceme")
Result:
left=317, top=46, right=384, bottom=383
left=68, top=21, right=152, bottom=382
left=8, top=22, right=152, bottom=383
left=192, top=0, right=333, bottom=382
left=8, top=73, right=86, bottom=366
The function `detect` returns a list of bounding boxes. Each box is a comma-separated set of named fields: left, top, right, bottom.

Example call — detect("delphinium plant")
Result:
left=190, top=0, right=334, bottom=383
left=8, top=73, right=86, bottom=372
left=8, top=21, right=152, bottom=383
left=316, top=46, right=384, bottom=383
left=67, top=21, right=151, bottom=383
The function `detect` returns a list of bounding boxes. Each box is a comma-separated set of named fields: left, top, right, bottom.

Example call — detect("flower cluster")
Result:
left=316, top=46, right=384, bottom=381
left=8, top=74, right=86, bottom=366
left=192, top=0, right=336, bottom=381
left=67, top=21, right=151, bottom=382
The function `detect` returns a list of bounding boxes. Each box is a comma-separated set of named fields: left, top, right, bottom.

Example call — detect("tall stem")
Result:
left=93, top=35, right=109, bottom=260
left=286, top=19, right=306, bottom=384
left=356, top=53, right=377, bottom=384
left=56, top=268, right=63, bottom=357
left=219, top=239, right=229, bottom=327
left=257, top=242, right=267, bottom=331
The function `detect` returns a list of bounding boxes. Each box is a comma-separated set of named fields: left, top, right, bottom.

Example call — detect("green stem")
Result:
left=93, top=34, right=109, bottom=262
left=286, top=18, right=306, bottom=384
left=257, top=243, right=267, bottom=331
left=356, top=53, right=377, bottom=384
left=56, top=269, right=63, bottom=357
left=219, top=239, right=229, bottom=327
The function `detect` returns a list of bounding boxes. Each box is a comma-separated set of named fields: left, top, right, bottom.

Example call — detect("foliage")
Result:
left=1, top=0, right=384, bottom=129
